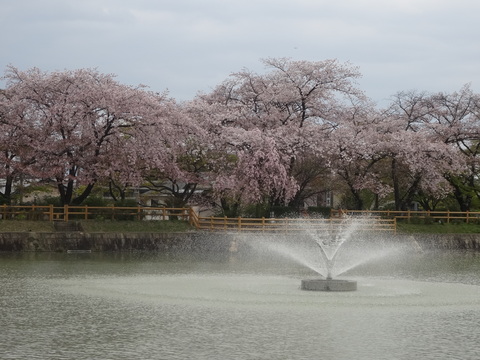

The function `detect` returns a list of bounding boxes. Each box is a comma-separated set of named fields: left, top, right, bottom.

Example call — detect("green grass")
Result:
left=2, top=219, right=480, bottom=234
left=397, top=221, right=480, bottom=233
left=0, top=220, right=55, bottom=232
left=80, top=220, right=193, bottom=233
left=0, top=220, right=193, bottom=233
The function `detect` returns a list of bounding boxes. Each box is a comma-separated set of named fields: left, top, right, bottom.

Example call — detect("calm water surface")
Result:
left=1, top=250, right=480, bottom=360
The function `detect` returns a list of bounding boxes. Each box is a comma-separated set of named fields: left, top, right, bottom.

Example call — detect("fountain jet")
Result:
left=301, top=223, right=359, bottom=291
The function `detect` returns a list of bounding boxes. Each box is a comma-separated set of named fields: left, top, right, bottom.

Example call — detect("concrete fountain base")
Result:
left=301, top=279, right=357, bottom=291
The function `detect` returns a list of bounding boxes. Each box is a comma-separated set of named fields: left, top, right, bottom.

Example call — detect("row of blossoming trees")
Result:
left=1, top=59, right=480, bottom=214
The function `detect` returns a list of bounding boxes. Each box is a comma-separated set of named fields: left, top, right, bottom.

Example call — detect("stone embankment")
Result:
left=0, top=231, right=233, bottom=252
left=0, top=231, right=479, bottom=252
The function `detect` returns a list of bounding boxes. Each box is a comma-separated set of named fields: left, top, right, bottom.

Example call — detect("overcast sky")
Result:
left=1, top=0, right=479, bottom=105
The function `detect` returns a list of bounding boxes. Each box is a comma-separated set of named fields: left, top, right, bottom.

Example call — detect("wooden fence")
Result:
left=330, top=209, right=480, bottom=224
left=0, top=205, right=397, bottom=233
left=0, top=204, right=191, bottom=222
left=190, top=214, right=397, bottom=233
left=4, top=204, right=480, bottom=231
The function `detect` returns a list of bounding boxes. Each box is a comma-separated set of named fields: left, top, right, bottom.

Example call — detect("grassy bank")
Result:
left=2, top=219, right=480, bottom=234
left=0, top=220, right=193, bottom=233
left=396, top=221, right=480, bottom=234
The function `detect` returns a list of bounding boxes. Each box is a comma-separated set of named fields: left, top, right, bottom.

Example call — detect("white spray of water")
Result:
left=241, top=216, right=406, bottom=279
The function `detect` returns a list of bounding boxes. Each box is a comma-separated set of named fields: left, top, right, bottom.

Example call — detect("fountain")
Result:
left=242, top=216, right=397, bottom=291
left=301, top=217, right=362, bottom=291
left=299, top=225, right=356, bottom=291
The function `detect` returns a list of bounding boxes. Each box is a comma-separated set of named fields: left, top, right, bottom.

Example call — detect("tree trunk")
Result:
left=445, top=174, right=473, bottom=212
left=351, top=190, right=363, bottom=210
left=452, top=184, right=472, bottom=212
left=1, top=175, right=14, bottom=205
left=391, top=158, right=402, bottom=211
left=72, top=182, right=96, bottom=205
left=57, top=179, right=70, bottom=205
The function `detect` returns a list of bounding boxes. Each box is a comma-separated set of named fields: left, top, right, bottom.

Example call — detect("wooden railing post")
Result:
left=64, top=205, right=69, bottom=222
left=190, top=207, right=199, bottom=228
left=188, top=208, right=192, bottom=226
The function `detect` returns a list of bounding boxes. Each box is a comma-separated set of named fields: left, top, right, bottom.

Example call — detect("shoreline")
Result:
left=0, top=231, right=479, bottom=252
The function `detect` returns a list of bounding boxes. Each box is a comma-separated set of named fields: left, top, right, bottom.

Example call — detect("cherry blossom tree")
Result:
left=140, top=103, right=214, bottom=206
left=2, top=66, right=175, bottom=205
left=422, top=85, right=480, bottom=211
left=0, top=88, right=40, bottom=204
left=327, top=94, right=464, bottom=211
left=2, top=61, right=477, bottom=214
left=382, top=130, right=461, bottom=211
left=389, top=86, right=478, bottom=211
left=326, top=101, right=390, bottom=209
left=191, top=57, right=364, bottom=213
left=380, top=90, right=466, bottom=210
left=211, top=129, right=299, bottom=205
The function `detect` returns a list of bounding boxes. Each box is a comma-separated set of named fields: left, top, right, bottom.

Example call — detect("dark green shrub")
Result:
left=423, top=216, right=435, bottom=225
left=307, top=206, right=331, bottom=218
left=270, top=206, right=298, bottom=218
left=36, top=196, right=62, bottom=206
left=408, top=216, right=423, bottom=224
left=114, top=199, right=140, bottom=221
left=83, top=196, right=110, bottom=207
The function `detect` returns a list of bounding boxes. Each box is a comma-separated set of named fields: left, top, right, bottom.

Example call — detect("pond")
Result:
left=1, top=249, right=480, bottom=360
